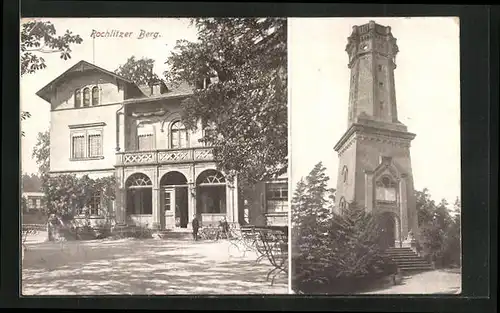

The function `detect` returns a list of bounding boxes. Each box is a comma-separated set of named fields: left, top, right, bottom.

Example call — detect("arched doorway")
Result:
left=126, top=173, right=153, bottom=227
left=377, top=212, right=398, bottom=249
left=160, top=171, right=188, bottom=229
left=196, top=170, right=226, bottom=226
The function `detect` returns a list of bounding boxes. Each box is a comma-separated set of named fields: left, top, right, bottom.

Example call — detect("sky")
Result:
left=20, top=18, right=199, bottom=174
left=289, top=17, right=461, bottom=204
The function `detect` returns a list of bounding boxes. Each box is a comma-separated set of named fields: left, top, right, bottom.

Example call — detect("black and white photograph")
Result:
left=289, top=17, right=461, bottom=295
left=20, top=17, right=288, bottom=295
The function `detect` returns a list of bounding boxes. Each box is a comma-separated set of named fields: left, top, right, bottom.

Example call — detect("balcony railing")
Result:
left=116, top=147, right=214, bottom=166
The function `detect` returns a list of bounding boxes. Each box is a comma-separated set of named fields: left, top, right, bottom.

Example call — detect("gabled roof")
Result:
left=36, top=60, right=140, bottom=103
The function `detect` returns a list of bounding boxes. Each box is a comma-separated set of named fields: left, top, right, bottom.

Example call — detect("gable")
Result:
left=36, top=60, right=144, bottom=104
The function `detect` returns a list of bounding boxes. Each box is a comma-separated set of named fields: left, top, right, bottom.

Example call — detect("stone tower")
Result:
left=333, top=21, right=418, bottom=248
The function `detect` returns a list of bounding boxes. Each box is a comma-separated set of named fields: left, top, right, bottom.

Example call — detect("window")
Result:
left=83, top=88, right=90, bottom=107
left=31, top=198, right=36, bottom=208
left=74, top=89, right=81, bottom=108
left=88, top=192, right=101, bottom=215
left=266, top=183, right=288, bottom=213
left=69, top=124, right=105, bottom=160
left=342, top=166, right=348, bottom=183
left=339, top=197, right=347, bottom=214
left=72, top=135, right=86, bottom=159
left=170, top=120, right=188, bottom=149
left=376, top=176, right=397, bottom=202
left=163, top=191, right=171, bottom=211
left=88, top=134, right=102, bottom=157
left=138, top=134, right=154, bottom=151
left=92, top=87, right=99, bottom=105
left=36, top=198, right=41, bottom=208
left=379, top=81, right=384, bottom=87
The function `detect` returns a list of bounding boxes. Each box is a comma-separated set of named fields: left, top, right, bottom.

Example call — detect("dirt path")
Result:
left=22, top=237, right=287, bottom=295
left=360, top=270, right=461, bottom=295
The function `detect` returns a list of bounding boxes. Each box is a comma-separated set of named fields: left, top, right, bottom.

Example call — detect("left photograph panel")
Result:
left=20, top=17, right=289, bottom=295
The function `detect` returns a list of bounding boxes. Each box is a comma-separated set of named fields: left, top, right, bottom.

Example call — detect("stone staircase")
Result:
left=385, top=247, right=433, bottom=273
left=155, top=228, right=193, bottom=240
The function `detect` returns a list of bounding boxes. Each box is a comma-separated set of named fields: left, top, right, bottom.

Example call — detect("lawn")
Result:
left=22, top=233, right=288, bottom=295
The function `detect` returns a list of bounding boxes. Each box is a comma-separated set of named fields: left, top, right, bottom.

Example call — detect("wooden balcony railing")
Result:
left=116, top=147, right=214, bottom=166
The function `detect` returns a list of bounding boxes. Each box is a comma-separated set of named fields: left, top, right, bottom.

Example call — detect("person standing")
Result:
left=191, top=214, right=200, bottom=241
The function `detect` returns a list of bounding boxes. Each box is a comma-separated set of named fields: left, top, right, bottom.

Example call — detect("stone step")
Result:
left=385, top=247, right=433, bottom=273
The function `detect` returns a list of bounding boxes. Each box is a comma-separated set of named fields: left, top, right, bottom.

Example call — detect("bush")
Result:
left=291, top=163, right=395, bottom=294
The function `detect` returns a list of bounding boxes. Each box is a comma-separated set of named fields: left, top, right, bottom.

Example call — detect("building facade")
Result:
left=334, top=21, right=418, bottom=248
left=22, top=192, right=45, bottom=212
left=36, top=60, right=288, bottom=230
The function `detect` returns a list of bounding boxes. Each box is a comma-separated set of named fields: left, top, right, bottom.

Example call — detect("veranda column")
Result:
left=152, top=170, right=160, bottom=229
left=226, top=182, right=233, bottom=223
left=187, top=183, right=195, bottom=229
left=233, top=175, right=239, bottom=226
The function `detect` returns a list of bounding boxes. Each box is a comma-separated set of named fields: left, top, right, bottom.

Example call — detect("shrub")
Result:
left=292, top=163, right=395, bottom=294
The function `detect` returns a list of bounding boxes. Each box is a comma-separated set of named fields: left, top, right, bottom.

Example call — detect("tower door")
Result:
left=378, top=212, right=396, bottom=249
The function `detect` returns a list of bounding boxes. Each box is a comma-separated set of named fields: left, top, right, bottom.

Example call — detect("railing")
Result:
left=116, top=147, right=214, bottom=165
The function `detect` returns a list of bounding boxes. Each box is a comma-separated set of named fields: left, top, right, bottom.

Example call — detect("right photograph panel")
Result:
left=289, top=17, right=461, bottom=295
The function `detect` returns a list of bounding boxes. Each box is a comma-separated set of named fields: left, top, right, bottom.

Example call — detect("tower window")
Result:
left=342, top=166, right=348, bottom=183
left=376, top=176, right=397, bottom=202
left=379, top=81, right=384, bottom=87
left=378, top=65, right=383, bottom=72
left=339, top=197, right=347, bottom=215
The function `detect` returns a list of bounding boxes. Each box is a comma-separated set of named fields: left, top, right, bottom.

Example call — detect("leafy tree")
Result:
left=42, top=174, right=116, bottom=219
left=292, top=162, right=394, bottom=294
left=20, top=20, right=83, bottom=134
left=22, top=173, right=43, bottom=192
left=165, top=18, right=287, bottom=187
left=415, top=189, right=461, bottom=268
left=20, top=111, right=31, bottom=137
left=32, top=130, right=50, bottom=174
left=114, top=56, right=160, bottom=85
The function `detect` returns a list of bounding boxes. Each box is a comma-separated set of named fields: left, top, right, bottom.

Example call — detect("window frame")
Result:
left=69, top=123, right=105, bottom=161
left=92, top=86, right=100, bottom=106
left=83, top=87, right=91, bottom=107
left=265, top=182, right=288, bottom=214
left=74, top=89, right=81, bottom=108
left=170, top=120, right=189, bottom=149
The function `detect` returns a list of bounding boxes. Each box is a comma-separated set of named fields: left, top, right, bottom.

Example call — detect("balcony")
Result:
left=116, top=147, right=214, bottom=166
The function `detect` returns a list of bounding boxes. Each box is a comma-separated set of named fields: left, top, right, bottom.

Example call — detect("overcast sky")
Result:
left=20, top=17, right=198, bottom=174
left=289, top=17, right=461, bottom=204
left=20, top=17, right=460, bottom=204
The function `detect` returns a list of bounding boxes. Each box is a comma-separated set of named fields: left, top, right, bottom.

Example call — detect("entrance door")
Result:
left=378, top=213, right=396, bottom=249
left=162, top=188, right=176, bottom=229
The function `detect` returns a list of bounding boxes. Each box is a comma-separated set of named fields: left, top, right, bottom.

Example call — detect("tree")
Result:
left=22, top=173, right=43, bottom=192
left=415, top=189, right=461, bottom=268
left=32, top=130, right=50, bottom=174
left=165, top=18, right=287, bottom=187
left=114, top=56, right=160, bottom=85
left=20, top=20, right=83, bottom=134
left=292, top=162, right=394, bottom=294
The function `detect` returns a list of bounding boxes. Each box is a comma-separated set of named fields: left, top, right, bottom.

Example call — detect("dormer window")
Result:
left=74, top=89, right=81, bottom=108
left=92, top=86, right=99, bottom=105
left=83, top=88, right=90, bottom=107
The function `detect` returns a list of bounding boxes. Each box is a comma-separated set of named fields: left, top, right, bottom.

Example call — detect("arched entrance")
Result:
left=126, top=173, right=153, bottom=227
left=160, top=171, right=188, bottom=229
left=377, top=212, right=398, bottom=249
left=196, top=170, right=226, bottom=226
